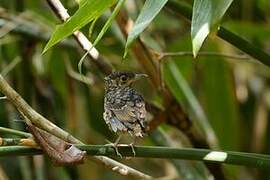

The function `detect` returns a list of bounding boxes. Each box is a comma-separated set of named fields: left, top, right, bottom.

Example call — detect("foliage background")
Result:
left=0, top=0, right=270, bottom=179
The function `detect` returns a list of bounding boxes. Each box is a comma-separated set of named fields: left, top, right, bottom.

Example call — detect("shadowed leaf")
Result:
left=163, top=61, right=217, bottom=146
left=124, top=0, right=168, bottom=57
left=199, top=58, right=239, bottom=150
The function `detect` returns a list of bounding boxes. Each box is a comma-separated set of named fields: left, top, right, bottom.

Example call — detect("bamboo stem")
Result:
left=0, top=138, right=37, bottom=147
left=0, top=127, right=32, bottom=138
left=1, top=145, right=270, bottom=170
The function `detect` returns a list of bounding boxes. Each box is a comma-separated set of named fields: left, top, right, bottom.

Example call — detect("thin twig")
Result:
left=64, top=59, right=94, bottom=85
left=0, top=74, right=152, bottom=179
left=1, top=56, right=22, bottom=77
left=152, top=50, right=249, bottom=61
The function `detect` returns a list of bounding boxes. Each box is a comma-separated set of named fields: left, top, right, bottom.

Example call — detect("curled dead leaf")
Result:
left=28, top=123, right=86, bottom=165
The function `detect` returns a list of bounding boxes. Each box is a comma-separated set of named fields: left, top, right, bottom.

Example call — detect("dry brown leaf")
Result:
left=28, top=123, right=86, bottom=165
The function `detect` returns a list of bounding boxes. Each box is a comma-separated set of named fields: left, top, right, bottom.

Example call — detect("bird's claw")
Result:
left=105, top=142, right=123, bottom=158
left=114, top=144, right=122, bottom=158
left=129, top=143, right=136, bottom=156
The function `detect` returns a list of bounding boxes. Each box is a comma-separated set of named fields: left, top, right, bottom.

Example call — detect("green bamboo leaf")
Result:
left=78, top=0, right=126, bottom=74
left=191, top=0, right=233, bottom=57
left=163, top=61, right=217, bottom=146
left=124, top=0, right=168, bottom=57
left=43, top=0, right=116, bottom=53
left=92, top=0, right=125, bottom=49
left=78, top=0, right=87, bottom=6
left=199, top=58, right=239, bottom=150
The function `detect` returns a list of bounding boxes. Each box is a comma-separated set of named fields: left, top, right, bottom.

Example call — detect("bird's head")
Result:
left=104, top=71, right=148, bottom=90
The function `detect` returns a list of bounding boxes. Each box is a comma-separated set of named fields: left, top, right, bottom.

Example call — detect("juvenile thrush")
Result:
left=103, top=71, right=147, bottom=156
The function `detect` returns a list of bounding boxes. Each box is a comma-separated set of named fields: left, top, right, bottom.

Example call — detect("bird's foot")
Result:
left=105, top=140, right=122, bottom=158
left=129, top=142, right=136, bottom=156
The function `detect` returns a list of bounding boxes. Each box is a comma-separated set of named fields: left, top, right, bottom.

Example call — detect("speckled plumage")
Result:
left=103, top=71, right=147, bottom=137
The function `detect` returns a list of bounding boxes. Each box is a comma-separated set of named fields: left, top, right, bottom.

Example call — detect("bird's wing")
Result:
left=111, top=101, right=146, bottom=124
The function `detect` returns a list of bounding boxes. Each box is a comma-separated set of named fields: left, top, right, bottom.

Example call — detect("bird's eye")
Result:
left=120, top=75, right=128, bottom=82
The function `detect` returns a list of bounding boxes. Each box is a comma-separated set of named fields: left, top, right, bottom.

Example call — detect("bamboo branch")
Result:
left=1, top=145, right=270, bottom=170
left=0, top=74, right=81, bottom=144
left=0, top=127, right=32, bottom=138
left=0, top=138, right=37, bottom=147
left=217, top=27, right=270, bottom=66
left=151, top=129, right=210, bottom=179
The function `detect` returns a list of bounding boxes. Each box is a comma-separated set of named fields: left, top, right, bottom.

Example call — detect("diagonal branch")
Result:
left=0, top=74, right=81, bottom=144
left=0, top=74, right=152, bottom=179
left=45, top=0, right=112, bottom=75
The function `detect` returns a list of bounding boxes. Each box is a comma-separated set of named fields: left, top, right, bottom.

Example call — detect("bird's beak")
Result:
left=134, top=73, right=148, bottom=81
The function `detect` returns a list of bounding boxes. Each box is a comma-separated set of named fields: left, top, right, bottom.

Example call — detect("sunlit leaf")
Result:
left=43, top=0, right=116, bottom=53
left=124, top=0, right=168, bottom=57
left=191, top=0, right=233, bottom=56
left=78, top=0, right=126, bottom=74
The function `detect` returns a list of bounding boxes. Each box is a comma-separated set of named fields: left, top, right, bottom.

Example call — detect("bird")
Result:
left=103, top=71, right=148, bottom=157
